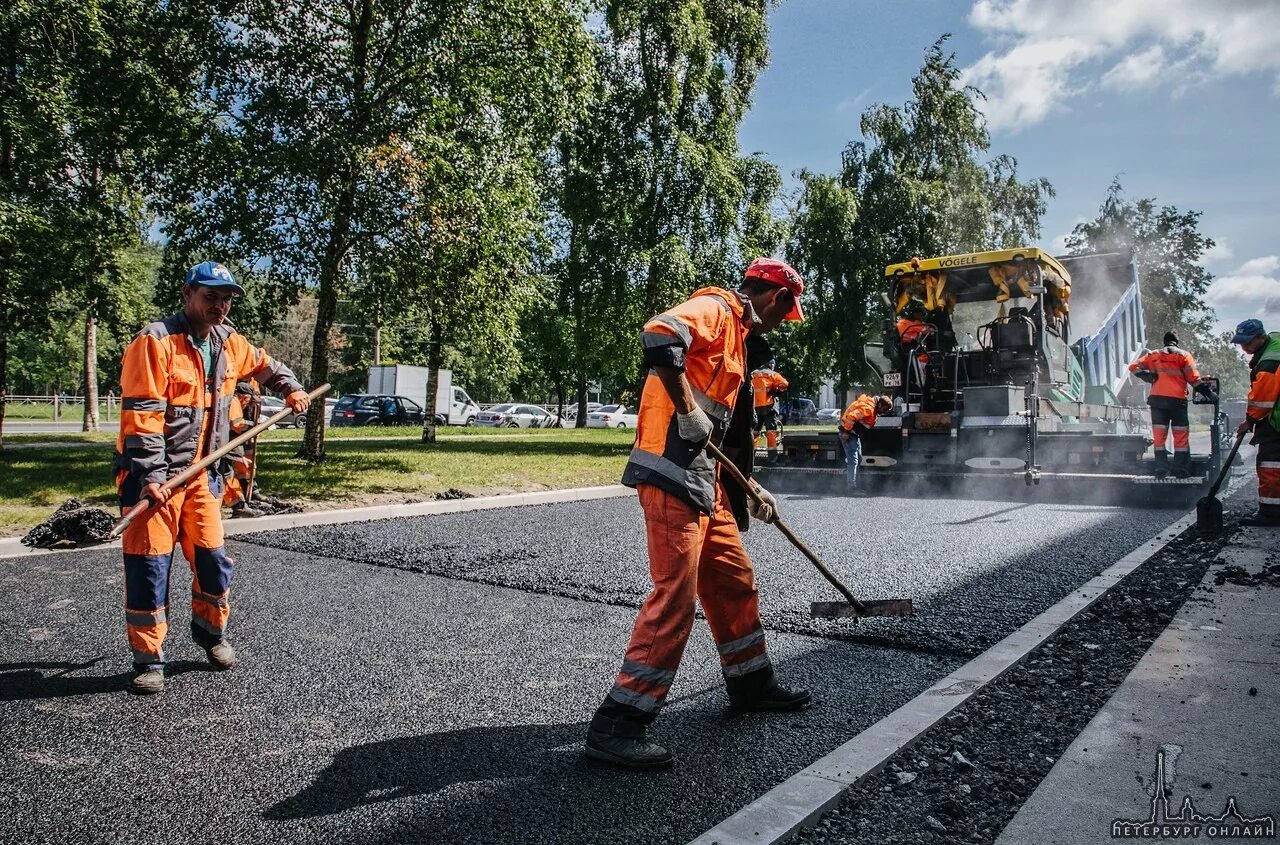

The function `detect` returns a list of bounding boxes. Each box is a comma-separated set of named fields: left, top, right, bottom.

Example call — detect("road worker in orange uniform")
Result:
left=222, top=380, right=262, bottom=518
left=1233, top=319, right=1280, bottom=526
left=751, top=359, right=788, bottom=461
left=1129, top=331, right=1213, bottom=478
left=897, top=306, right=934, bottom=388
left=585, top=257, right=809, bottom=771
left=115, top=262, right=309, bottom=695
left=838, top=394, right=893, bottom=493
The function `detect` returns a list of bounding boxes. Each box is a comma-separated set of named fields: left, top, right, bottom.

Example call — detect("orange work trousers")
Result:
left=606, top=482, right=770, bottom=717
left=119, top=470, right=234, bottom=668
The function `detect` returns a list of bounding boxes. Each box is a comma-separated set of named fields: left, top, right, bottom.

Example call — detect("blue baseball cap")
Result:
left=1231, top=318, right=1266, bottom=344
left=184, top=261, right=245, bottom=296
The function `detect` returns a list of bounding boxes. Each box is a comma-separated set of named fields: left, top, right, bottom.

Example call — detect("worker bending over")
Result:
left=115, top=262, right=309, bottom=694
left=1233, top=319, right=1280, bottom=526
left=1129, top=331, right=1213, bottom=478
left=838, top=394, right=893, bottom=493
left=585, top=257, right=809, bottom=771
left=751, top=358, right=789, bottom=462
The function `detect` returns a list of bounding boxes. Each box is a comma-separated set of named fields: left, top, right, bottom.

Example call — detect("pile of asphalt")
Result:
left=236, top=494, right=1176, bottom=659
left=789, top=493, right=1247, bottom=845
left=20, top=499, right=114, bottom=548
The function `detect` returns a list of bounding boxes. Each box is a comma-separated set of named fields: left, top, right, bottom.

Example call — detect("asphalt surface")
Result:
left=0, top=491, right=1179, bottom=845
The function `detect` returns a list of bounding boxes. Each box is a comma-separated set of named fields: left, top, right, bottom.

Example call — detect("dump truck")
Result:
left=763, top=248, right=1230, bottom=503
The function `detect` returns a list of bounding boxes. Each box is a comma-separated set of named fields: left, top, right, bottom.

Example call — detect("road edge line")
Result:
left=686, top=511, right=1196, bottom=845
left=0, top=484, right=632, bottom=561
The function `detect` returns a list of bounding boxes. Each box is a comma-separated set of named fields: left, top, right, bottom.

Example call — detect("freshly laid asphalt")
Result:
left=0, top=491, right=1180, bottom=845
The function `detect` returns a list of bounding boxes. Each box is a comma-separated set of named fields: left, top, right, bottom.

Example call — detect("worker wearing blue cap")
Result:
left=114, top=261, right=310, bottom=694
left=1232, top=319, right=1280, bottom=526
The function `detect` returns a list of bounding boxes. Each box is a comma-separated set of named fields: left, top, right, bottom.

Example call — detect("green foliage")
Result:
left=785, top=36, right=1053, bottom=399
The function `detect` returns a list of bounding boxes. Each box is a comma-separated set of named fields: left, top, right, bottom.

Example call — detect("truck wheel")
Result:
left=465, top=416, right=476, bottom=427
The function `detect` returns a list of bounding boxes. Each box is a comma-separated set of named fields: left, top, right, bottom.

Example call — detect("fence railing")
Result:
left=2, top=395, right=118, bottom=422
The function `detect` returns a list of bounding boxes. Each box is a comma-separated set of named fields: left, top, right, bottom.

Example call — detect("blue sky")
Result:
left=737, top=0, right=1280, bottom=336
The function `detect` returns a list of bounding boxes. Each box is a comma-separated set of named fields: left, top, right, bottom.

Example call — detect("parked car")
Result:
left=815, top=407, right=842, bottom=424
left=561, top=402, right=602, bottom=423
left=587, top=404, right=638, bottom=428
left=329, top=394, right=426, bottom=427
left=257, top=395, right=306, bottom=429
left=782, top=397, right=818, bottom=425
left=476, top=403, right=562, bottom=428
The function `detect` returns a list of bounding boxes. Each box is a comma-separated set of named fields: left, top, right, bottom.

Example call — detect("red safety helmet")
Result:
left=744, top=257, right=805, bottom=321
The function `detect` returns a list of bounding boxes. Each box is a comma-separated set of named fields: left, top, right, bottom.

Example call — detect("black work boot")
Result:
left=1171, top=453, right=1192, bottom=479
left=584, top=713, right=673, bottom=771
left=1240, top=511, right=1280, bottom=527
left=1152, top=451, right=1169, bottom=479
left=726, top=667, right=812, bottom=712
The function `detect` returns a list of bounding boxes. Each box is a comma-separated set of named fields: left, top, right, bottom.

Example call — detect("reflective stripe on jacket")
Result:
left=839, top=395, right=877, bottom=434
left=115, top=313, right=303, bottom=486
left=621, top=287, right=755, bottom=514
left=750, top=369, right=788, bottom=408
left=1248, top=333, right=1280, bottom=428
left=1128, top=346, right=1200, bottom=401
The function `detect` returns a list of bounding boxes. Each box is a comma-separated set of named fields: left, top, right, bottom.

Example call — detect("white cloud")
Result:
left=962, top=0, right=1280, bottom=131
left=1205, top=255, right=1280, bottom=334
left=1100, top=45, right=1168, bottom=92
left=1203, top=239, right=1235, bottom=267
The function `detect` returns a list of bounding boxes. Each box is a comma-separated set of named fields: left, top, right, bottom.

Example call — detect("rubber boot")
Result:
left=584, top=713, right=673, bottom=771
left=1152, top=450, right=1169, bottom=479
left=1240, top=511, right=1280, bottom=527
left=1171, top=451, right=1192, bottom=479
left=726, top=666, right=812, bottom=712
left=230, top=500, right=262, bottom=518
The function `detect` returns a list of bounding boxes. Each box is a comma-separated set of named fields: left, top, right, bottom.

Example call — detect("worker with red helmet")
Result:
left=585, top=257, right=810, bottom=771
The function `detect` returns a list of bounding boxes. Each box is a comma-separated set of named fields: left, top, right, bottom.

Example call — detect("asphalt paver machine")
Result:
left=767, top=248, right=1230, bottom=503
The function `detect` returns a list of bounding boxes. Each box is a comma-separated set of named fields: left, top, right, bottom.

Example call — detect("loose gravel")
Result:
left=788, top=491, right=1249, bottom=845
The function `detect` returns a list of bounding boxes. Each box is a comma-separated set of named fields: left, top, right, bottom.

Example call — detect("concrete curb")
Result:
left=686, top=511, right=1197, bottom=845
left=0, top=484, right=631, bottom=561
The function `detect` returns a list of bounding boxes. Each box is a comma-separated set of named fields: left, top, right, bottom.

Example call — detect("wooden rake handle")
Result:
left=705, top=440, right=865, bottom=612
left=109, top=384, right=332, bottom=539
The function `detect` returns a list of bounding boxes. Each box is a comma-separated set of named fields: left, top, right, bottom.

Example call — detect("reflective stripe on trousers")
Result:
left=607, top=483, right=769, bottom=715
left=1259, top=442, right=1280, bottom=515
left=121, top=470, right=235, bottom=665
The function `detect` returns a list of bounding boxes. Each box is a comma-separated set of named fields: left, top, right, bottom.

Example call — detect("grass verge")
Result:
left=0, top=428, right=635, bottom=538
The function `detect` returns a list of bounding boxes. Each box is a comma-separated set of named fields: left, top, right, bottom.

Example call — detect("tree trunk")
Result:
left=298, top=183, right=355, bottom=461
left=83, top=307, right=99, bottom=431
left=298, top=0, right=371, bottom=461
left=421, top=322, right=441, bottom=444
left=371, top=291, right=382, bottom=364
left=576, top=372, right=587, bottom=429
left=0, top=268, right=8, bottom=452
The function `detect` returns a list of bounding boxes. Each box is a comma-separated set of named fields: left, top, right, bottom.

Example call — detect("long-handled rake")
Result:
left=706, top=441, right=914, bottom=621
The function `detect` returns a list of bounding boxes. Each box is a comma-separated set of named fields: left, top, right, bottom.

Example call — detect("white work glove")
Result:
left=676, top=406, right=714, bottom=444
left=749, top=482, right=779, bottom=524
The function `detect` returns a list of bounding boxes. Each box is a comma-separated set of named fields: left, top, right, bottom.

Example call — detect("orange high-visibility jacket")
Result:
left=897, top=318, right=931, bottom=345
left=621, top=287, right=755, bottom=513
left=115, top=313, right=302, bottom=487
left=751, top=368, right=788, bottom=408
left=1247, top=334, right=1280, bottom=425
left=1128, top=346, right=1201, bottom=401
left=839, top=395, right=878, bottom=435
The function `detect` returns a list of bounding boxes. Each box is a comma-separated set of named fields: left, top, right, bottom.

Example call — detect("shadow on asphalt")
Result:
left=263, top=722, right=591, bottom=820
left=0, top=658, right=218, bottom=700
